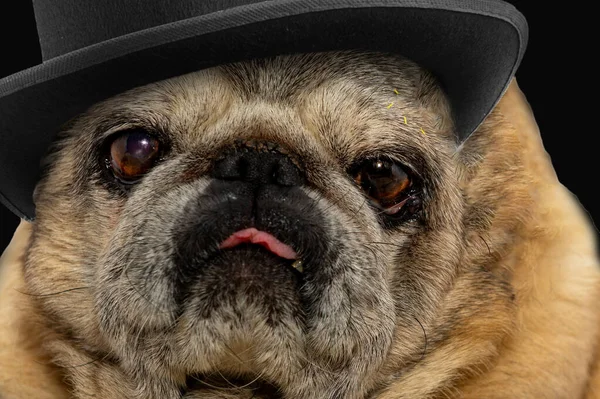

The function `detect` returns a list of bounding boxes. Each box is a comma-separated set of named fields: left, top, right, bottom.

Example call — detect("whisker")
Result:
left=223, top=341, right=255, bottom=364
left=122, top=257, right=170, bottom=314
left=55, top=350, right=115, bottom=369
left=15, top=286, right=90, bottom=297
left=188, top=368, right=268, bottom=392
left=479, top=234, right=492, bottom=256
left=414, top=316, right=428, bottom=362
left=365, top=241, right=406, bottom=250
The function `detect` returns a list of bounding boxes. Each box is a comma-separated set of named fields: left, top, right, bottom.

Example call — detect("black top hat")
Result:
left=0, top=0, right=528, bottom=221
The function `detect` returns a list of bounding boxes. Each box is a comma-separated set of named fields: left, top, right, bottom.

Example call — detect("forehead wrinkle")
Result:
left=219, top=52, right=420, bottom=103
left=211, top=52, right=443, bottom=150
left=219, top=54, right=332, bottom=103
left=142, top=70, right=236, bottom=148
left=209, top=100, right=314, bottom=147
left=296, top=77, right=426, bottom=165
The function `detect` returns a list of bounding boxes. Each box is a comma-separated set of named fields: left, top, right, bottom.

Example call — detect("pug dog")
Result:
left=1, top=51, right=599, bottom=399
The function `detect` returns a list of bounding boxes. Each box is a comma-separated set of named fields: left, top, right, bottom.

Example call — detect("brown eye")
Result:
left=352, top=157, right=419, bottom=218
left=107, top=129, right=160, bottom=183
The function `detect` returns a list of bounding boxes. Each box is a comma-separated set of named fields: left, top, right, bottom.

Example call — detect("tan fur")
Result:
left=377, top=81, right=600, bottom=399
left=0, top=222, right=69, bottom=397
left=0, top=52, right=599, bottom=398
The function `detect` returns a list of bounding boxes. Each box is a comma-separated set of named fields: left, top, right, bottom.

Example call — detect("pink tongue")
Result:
left=219, top=228, right=298, bottom=260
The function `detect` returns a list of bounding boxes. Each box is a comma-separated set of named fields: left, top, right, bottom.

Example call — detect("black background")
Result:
left=0, top=1, right=597, bottom=252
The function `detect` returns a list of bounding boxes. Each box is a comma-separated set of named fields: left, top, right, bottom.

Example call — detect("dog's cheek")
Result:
left=374, top=269, right=516, bottom=398
left=92, top=184, right=202, bottom=353
left=305, top=243, right=395, bottom=364
left=24, top=203, right=120, bottom=352
left=290, top=191, right=397, bottom=395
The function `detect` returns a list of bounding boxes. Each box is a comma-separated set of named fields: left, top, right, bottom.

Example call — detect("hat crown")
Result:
left=33, top=0, right=262, bottom=60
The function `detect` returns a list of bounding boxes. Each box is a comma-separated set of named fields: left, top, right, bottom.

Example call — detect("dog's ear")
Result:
left=455, top=80, right=540, bottom=272
left=452, top=81, right=600, bottom=399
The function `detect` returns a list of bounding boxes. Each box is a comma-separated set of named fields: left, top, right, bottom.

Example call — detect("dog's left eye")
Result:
left=351, top=157, right=421, bottom=219
left=106, top=129, right=160, bottom=184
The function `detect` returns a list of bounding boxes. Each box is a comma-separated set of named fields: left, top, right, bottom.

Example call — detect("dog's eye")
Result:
left=353, top=158, right=410, bottom=212
left=106, top=129, right=160, bottom=183
left=351, top=157, right=421, bottom=220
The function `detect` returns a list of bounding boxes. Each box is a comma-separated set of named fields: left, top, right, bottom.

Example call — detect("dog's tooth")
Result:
left=291, top=259, right=304, bottom=273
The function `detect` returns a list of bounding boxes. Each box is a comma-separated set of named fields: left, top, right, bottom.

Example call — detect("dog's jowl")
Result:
left=1, top=52, right=599, bottom=399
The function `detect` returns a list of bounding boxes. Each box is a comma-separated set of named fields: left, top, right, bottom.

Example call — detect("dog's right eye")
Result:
left=105, top=129, right=160, bottom=184
left=350, top=156, right=422, bottom=226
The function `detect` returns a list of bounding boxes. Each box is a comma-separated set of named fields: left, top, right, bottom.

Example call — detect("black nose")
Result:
left=210, top=144, right=304, bottom=186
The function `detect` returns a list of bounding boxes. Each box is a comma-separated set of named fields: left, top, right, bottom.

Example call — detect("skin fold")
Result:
left=0, top=52, right=599, bottom=398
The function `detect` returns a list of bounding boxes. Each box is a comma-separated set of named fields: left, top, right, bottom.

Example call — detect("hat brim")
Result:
left=0, top=0, right=528, bottom=220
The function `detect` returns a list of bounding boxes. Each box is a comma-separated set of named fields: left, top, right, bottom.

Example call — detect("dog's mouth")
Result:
left=184, top=373, right=283, bottom=398
left=172, top=229, right=307, bottom=397
left=218, top=227, right=304, bottom=274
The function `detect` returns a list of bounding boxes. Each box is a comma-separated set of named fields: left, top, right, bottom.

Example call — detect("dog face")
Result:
left=26, top=52, right=527, bottom=398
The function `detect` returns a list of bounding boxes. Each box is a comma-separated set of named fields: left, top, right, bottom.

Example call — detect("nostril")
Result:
left=274, top=160, right=303, bottom=186
left=212, top=153, right=244, bottom=180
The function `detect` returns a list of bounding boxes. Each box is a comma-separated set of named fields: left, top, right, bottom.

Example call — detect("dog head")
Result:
left=26, top=51, right=534, bottom=398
